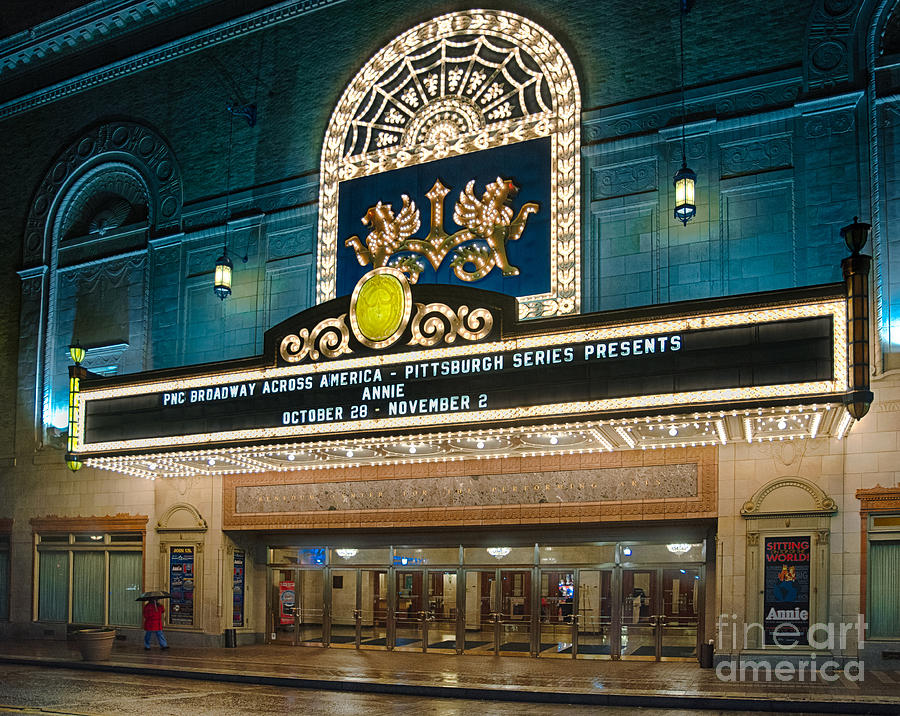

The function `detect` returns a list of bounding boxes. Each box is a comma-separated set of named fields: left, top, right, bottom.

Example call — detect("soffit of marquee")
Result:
left=316, top=10, right=581, bottom=319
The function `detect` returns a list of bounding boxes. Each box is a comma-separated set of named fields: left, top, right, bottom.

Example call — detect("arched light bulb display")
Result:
left=486, top=546, right=511, bottom=559
left=336, top=548, right=359, bottom=559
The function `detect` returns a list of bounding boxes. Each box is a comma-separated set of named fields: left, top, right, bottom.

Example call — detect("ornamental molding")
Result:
left=591, top=158, right=658, bottom=200
left=720, top=134, right=792, bottom=178
left=30, top=513, right=148, bottom=533
left=0, top=1, right=342, bottom=122
left=741, top=477, right=837, bottom=518
left=804, top=0, right=864, bottom=91
left=317, top=10, right=581, bottom=319
left=0, top=1, right=184, bottom=76
left=856, top=484, right=900, bottom=513
left=802, top=109, right=855, bottom=137
left=156, top=502, right=208, bottom=533
left=58, top=253, right=146, bottom=289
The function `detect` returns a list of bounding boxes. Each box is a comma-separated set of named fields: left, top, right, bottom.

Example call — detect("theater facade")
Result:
left=1, top=1, right=900, bottom=670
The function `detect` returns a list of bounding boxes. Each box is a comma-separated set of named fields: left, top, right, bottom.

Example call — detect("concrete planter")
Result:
left=74, top=628, right=116, bottom=661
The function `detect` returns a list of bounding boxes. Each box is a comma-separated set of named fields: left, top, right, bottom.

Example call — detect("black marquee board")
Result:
left=78, top=283, right=841, bottom=453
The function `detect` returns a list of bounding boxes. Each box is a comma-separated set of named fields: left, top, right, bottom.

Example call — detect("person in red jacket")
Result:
left=142, top=598, right=169, bottom=650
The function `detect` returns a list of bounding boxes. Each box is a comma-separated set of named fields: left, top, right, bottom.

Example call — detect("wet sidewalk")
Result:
left=1, top=638, right=898, bottom=713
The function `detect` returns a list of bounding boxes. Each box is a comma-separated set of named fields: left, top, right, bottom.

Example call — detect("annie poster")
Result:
left=763, top=537, right=811, bottom=646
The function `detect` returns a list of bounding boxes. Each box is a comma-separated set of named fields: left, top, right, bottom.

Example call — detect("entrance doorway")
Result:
left=268, top=567, right=325, bottom=646
left=620, top=566, right=700, bottom=660
left=327, top=568, right=388, bottom=648
left=266, top=541, right=705, bottom=659
left=392, top=569, right=459, bottom=652
left=538, top=568, right=613, bottom=658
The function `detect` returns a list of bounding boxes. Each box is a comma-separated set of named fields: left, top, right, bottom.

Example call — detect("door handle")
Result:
left=648, top=615, right=658, bottom=627
left=352, top=609, right=361, bottom=620
left=659, top=615, right=668, bottom=627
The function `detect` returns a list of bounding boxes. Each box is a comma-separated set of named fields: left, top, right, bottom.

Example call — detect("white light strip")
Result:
left=834, top=410, right=852, bottom=440
left=80, top=404, right=854, bottom=479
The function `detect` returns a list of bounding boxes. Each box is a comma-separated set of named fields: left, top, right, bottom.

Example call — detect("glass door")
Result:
left=359, top=569, right=389, bottom=648
left=295, top=569, right=325, bottom=645
left=660, top=567, right=700, bottom=660
left=620, top=568, right=657, bottom=660
left=393, top=569, right=424, bottom=650
left=463, top=569, right=497, bottom=653
left=575, top=569, right=613, bottom=658
left=538, top=569, right=576, bottom=657
left=269, top=567, right=298, bottom=645
left=329, top=568, right=359, bottom=647
left=424, top=569, right=459, bottom=652
left=498, top=569, right=532, bottom=655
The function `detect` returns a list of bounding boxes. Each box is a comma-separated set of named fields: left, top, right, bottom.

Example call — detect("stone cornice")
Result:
left=0, top=0, right=344, bottom=123
left=0, top=1, right=187, bottom=77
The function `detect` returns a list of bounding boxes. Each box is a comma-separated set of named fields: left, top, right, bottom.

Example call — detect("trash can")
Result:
left=699, top=639, right=714, bottom=668
left=224, top=628, right=237, bottom=648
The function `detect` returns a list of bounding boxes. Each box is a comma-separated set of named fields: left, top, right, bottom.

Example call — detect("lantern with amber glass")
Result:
left=214, top=248, right=233, bottom=301
left=673, top=162, right=696, bottom=225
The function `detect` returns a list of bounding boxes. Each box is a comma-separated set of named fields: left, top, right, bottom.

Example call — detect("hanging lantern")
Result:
left=214, top=249, right=233, bottom=300
left=673, top=162, right=696, bottom=225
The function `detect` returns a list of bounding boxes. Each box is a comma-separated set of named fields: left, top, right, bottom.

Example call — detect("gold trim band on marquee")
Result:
left=316, top=10, right=581, bottom=319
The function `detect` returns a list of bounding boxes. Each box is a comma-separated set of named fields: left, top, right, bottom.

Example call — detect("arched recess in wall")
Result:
left=740, top=476, right=836, bottom=649
left=21, top=121, right=183, bottom=439
left=316, top=10, right=581, bottom=319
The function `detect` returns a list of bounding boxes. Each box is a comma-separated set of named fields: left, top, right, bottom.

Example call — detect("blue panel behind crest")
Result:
left=336, top=137, right=551, bottom=298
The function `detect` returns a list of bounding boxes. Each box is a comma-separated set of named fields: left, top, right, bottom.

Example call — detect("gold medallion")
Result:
left=349, top=268, right=412, bottom=348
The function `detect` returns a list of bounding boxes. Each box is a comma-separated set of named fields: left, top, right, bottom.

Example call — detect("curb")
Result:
left=1, top=654, right=898, bottom=714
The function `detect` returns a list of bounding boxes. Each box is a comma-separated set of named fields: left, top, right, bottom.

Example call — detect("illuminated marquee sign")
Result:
left=74, top=284, right=847, bottom=457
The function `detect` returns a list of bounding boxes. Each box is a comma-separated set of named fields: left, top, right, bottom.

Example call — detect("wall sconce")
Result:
left=840, top=217, right=873, bottom=420
left=69, top=341, right=85, bottom=365
left=65, top=340, right=85, bottom=472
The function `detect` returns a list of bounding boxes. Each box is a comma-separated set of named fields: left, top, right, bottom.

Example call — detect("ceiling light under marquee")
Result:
left=667, top=543, right=692, bottom=555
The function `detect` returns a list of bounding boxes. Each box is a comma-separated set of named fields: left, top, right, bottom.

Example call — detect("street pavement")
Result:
left=0, top=638, right=898, bottom=714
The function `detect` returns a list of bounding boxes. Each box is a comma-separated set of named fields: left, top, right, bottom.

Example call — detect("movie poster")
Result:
left=763, top=537, right=811, bottom=646
left=169, top=546, right=195, bottom=626
left=232, top=550, right=245, bottom=628
left=279, top=581, right=295, bottom=625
